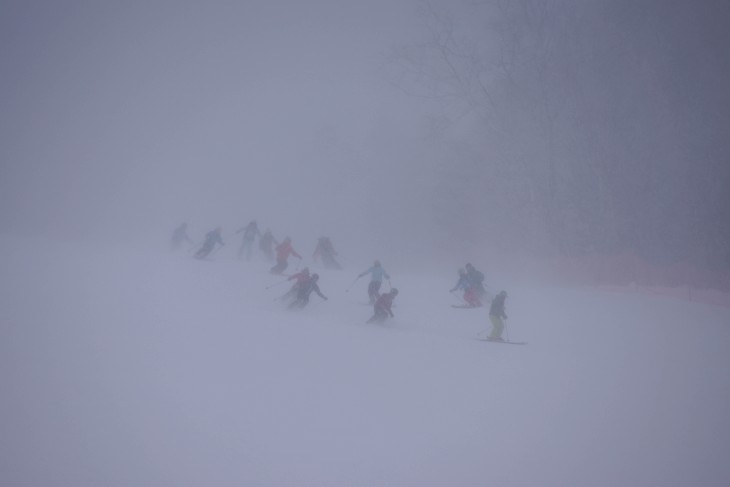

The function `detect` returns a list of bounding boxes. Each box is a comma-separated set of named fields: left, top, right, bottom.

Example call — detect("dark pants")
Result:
left=368, top=281, right=382, bottom=304
left=289, top=295, right=310, bottom=309
left=195, top=243, right=214, bottom=259
left=270, top=258, right=288, bottom=274
left=288, top=289, right=311, bottom=309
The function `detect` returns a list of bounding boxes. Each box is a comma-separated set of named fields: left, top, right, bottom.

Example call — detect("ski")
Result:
left=476, top=337, right=527, bottom=345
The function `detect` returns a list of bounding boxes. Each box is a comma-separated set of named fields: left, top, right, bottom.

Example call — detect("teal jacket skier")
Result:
left=358, top=260, right=390, bottom=304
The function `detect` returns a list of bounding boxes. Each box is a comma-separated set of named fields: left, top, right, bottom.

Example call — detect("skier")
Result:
left=367, top=288, right=398, bottom=324
left=194, top=227, right=224, bottom=260
left=449, top=267, right=482, bottom=307
left=487, top=291, right=508, bottom=341
left=259, top=229, right=278, bottom=262
left=236, top=220, right=262, bottom=261
left=288, top=273, right=328, bottom=309
left=280, top=267, right=310, bottom=302
left=464, top=263, right=487, bottom=304
left=170, top=222, right=193, bottom=251
left=358, top=260, right=391, bottom=304
left=270, top=237, right=302, bottom=275
left=450, top=268, right=468, bottom=292
left=312, top=236, right=342, bottom=270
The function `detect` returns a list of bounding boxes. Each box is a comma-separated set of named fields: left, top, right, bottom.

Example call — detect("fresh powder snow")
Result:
left=2, top=236, right=729, bottom=487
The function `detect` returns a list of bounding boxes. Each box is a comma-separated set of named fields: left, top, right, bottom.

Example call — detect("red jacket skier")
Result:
left=367, top=288, right=398, bottom=324
left=280, top=268, right=310, bottom=301
left=288, top=273, right=328, bottom=309
left=270, top=237, right=302, bottom=274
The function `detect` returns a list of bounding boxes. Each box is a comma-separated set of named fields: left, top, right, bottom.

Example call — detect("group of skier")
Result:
left=275, top=257, right=505, bottom=339
left=170, top=222, right=510, bottom=341
left=276, top=262, right=398, bottom=324
left=450, top=263, right=488, bottom=308
left=170, top=221, right=340, bottom=274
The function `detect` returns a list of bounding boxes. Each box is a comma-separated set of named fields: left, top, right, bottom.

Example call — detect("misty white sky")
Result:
left=3, top=0, right=728, bottom=275
left=0, top=0, right=438, bottom=250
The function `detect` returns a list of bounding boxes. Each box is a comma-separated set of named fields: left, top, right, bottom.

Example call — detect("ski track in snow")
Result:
left=1, top=237, right=729, bottom=487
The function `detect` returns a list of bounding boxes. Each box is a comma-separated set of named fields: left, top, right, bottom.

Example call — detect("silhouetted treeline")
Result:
left=394, top=0, right=730, bottom=270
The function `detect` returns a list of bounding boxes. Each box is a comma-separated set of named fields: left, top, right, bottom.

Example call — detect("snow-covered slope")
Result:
left=1, top=237, right=729, bottom=487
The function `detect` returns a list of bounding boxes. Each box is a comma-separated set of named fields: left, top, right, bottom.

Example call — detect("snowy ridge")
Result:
left=1, top=237, right=729, bottom=487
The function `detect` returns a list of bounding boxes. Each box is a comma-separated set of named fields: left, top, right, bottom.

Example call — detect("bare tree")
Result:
left=390, top=0, right=730, bottom=278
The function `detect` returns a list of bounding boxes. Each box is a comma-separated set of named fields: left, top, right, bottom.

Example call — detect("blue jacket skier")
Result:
left=358, top=260, right=390, bottom=304
left=451, top=267, right=482, bottom=307
left=194, top=227, right=225, bottom=260
left=449, top=268, right=470, bottom=293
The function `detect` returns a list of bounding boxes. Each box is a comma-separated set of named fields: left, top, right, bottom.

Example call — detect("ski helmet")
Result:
left=390, top=288, right=399, bottom=295
left=312, top=273, right=319, bottom=281
left=499, top=290, right=507, bottom=297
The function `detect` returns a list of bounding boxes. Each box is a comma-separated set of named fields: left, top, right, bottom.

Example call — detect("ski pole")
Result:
left=345, top=275, right=361, bottom=292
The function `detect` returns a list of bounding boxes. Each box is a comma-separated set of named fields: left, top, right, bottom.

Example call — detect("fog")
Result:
left=2, top=0, right=729, bottom=276
left=1, top=1, right=730, bottom=486
left=0, top=0, right=435, bottom=263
